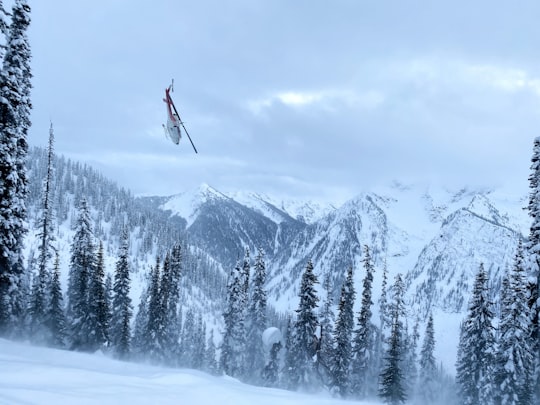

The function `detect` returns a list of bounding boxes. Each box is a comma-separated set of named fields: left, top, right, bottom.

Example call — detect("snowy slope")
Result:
left=225, top=190, right=337, bottom=224
left=0, top=339, right=378, bottom=405
left=160, top=183, right=231, bottom=228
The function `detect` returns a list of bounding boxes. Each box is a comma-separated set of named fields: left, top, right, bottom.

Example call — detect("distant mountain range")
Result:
left=25, top=147, right=530, bottom=372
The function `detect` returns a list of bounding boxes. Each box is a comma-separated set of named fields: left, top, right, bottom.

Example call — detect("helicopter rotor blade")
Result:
left=180, top=121, right=198, bottom=154
left=169, top=93, right=198, bottom=154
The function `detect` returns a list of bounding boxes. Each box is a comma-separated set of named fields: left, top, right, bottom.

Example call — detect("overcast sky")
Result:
left=25, top=0, right=540, bottom=202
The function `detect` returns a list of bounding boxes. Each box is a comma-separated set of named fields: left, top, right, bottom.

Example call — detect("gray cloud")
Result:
left=27, top=1, right=540, bottom=202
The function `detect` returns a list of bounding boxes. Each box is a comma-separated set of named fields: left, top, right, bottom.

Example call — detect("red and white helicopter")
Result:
left=163, top=80, right=198, bottom=153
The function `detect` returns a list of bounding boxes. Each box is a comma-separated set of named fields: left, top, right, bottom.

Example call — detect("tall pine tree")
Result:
left=145, top=257, right=166, bottom=363
left=456, top=263, right=496, bottom=405
left=110, top=229, right=132, bottom=359
left=0, top=0, right=32, bottom=335
left=418, top=313, right=438, bottom=405
left=495, top=242, right=534, bottom=405
left=526, top=136, right=540, bottom=402
left=221, top=259, right=247, bottom=378
left=288, top=259, right=320, bottom=390
left=379, top=273, right=407, bottom=405
left=48, top=251, right=66, bottom=348
left=84, top=240, right=109, bottom=350
left=246, top=247, right=267, bottom=382
left=319, top=271, right=336, bottom=373
left=30, top=123, right=56, bottom=340
left=352, top=245, right=376, bottom=398
left=331, top=265, right=355, bottom=397
left=67, top=199, right=96, bottom=351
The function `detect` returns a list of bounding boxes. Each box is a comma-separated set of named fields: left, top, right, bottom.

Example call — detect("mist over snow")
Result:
left=0, top=339, right=378, bottom=405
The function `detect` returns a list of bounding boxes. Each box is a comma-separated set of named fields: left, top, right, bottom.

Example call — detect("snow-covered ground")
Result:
left=0, top=339, right=379, bottom=405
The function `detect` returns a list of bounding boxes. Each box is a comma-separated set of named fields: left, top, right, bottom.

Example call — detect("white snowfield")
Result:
left=0, top=339, right=379, bottom=405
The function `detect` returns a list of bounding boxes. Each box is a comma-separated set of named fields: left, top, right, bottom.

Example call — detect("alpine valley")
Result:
left=25, top=146, right=529, bottom=373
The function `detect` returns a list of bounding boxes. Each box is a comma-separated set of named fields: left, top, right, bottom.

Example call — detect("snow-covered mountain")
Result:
left=156, top=181, right=527, bottom=308
left=152, top=180, right=528, bottom=370
left=24, top=147, right=530, bottom=373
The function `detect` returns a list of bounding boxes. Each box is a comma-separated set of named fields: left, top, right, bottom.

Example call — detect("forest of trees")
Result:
left=0, top=2, right=540, bottom=405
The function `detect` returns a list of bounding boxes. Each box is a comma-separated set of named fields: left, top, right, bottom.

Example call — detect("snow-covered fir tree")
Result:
left=193, top=314, right=206, bottom=370
left=288, top=259, right=320, bottom=390
left=0, top=0, right=32, bottom=335
left=163, top=244, right=182, bottom=363
left=374, top=261, right=390, bottom=389
left=181, top=308, right=196, bottom=368
left=29, top=123, right=56, bottom=342
left=495, top=242, right=534, bottom=405
left=221, top=259, right=247, bottom=378
left=402, top=320, right=419, bottom=399
left=104, top=272, right=113, bottom=336
left=417, top=313, right=438, bottom=405
left=204, top=329, right=218, bottom=375
left=351, top=245, right=376, bottom=398
left=158, top=252, right=175, bottom=364
left=331, top=265, right=355, bottom=397
left=526, top=136, right=540, bottom=402
left=145, top=257, right=166, bottom=363
left=246, top=247, right=267, bottom=382
left=456, top=263, right=496, bottom=405
left=242, top=247, right=251, bottom=299
left=48, top=251, right=66, bottom=348
left=67, top=199, right=96, bottom=351
left=85, top=240, right=109, bottom=350
left=379, top=273, right=407, bottom=405
left=110, top=229, right=132, bottom=359
left=319, top=271, right=335, bottom=375
left=131, top=286, right=149, bottom=359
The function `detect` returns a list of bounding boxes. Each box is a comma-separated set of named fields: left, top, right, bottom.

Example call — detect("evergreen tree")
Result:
left=403, top=320, right=419, bottom=399
left=418, top=314, right=438, bottom=405
left=67, top=199, right=96, bottom=350
left=85, top=240, right=109, bottom=350
left=526, top=137, right=540, bottom=402
left=319, top=271, right=336, bottom=373
left=159, top=252, right=174, bottom=362
left=181, top=308, right=196, bottom=368
left=495, top=243, right=534, bottom=405
left=163, top=244, right=182, bottom=361
left=193, top=314, right=206, bottom=370
left=0, top=0, right=32, bottom=335
left=110, top=229, right=132, bottom=359
left=29, top=123, right=56, bottom=342
left=145, top=257, right=165, bottom=362
left=221, top=259, right=247, bottom=378
left=379, top=273, right=407, bottom=405
left=131, top=286, right=149, bottom=359
left=204, top=329, right=218, bottom=375
left=456, top=263, right=496, bottom=405
left=48, top=251, right=66, bottom=348
left=352, top=245, right=376, bottom=398
left=242, top=247, right=251, bottom=298
left=288, top=259, right=320, bottom=390
left=104, top=272, right=113, bottom=338
left=331, top=266, right=356, bottom=397
left=246, top=247, right=267, bottom=382
left=374, top=261, right=390, bottom=385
